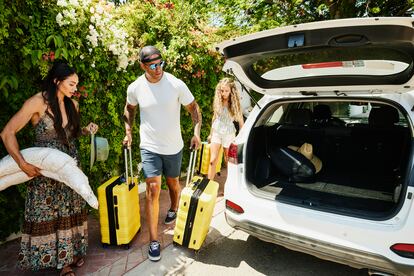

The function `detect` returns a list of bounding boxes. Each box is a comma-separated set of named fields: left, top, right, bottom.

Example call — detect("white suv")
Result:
left=217, top=17, right=414, bottom=276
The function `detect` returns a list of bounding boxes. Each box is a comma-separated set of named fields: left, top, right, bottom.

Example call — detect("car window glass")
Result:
left=267, top=105, right=284, bottom=125
left=260, top=101, right=408, bottom=127
left=252, top=47, right=411, bottom=81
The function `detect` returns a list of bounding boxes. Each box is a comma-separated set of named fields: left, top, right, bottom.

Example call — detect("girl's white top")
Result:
left=212, top=107, right=236, bottom=135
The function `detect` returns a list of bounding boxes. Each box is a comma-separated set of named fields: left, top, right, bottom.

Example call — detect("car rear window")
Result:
left=264, top=101, right=408, bottom=127
left=253, top=47, right=411, bottom=81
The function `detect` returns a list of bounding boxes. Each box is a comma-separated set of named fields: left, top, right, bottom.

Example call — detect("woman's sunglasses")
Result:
left=147, top=60, right=165, bottom=70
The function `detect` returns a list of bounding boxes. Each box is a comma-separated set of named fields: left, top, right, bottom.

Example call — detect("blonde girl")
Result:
left=207, top=78, right=244, bottom=180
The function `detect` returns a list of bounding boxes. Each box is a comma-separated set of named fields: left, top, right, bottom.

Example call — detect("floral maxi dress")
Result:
left=18, top=113, right=88, bottom=271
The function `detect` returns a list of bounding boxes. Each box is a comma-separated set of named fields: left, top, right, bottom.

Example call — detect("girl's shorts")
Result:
left=211, top=132, right=235, bottom=148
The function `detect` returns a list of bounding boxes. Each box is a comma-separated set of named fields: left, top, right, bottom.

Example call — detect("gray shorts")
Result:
left=140, top=148, right=183, bottom=178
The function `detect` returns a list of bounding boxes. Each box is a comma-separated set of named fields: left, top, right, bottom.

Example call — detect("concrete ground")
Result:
left=0, top=169, right=228, bottom=276
left=124, top=198, right=231, bottom=276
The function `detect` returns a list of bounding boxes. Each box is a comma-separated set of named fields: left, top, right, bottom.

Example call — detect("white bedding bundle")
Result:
left=0, top=147, right=98, bottom=209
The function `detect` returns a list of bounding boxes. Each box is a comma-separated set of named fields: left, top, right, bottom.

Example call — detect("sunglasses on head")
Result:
left=147, top=60, right=165, bottom=70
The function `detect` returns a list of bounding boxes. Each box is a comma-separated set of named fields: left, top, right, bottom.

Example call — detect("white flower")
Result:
left=87, top=33, right=98, bottom=47
left=69, top=0, right=79, bottom=7
left=96, top=5, right=104, bottom=15
left=81, top=0, right=91, bottom=8
left=55, top=0, right=135, bottom=72
left=118, top=54, right=129, bottom=70
left=57, top=0, right=67, bottom=7
left=108, top=44, right=116, bottom=52
left=69, top=9, right=76, bottom=22
left=56, top=13, right=64, bottom=26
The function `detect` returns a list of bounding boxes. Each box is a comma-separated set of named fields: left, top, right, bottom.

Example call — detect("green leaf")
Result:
left=0, top=76, right=8, bottom=90
left=9, top=76, right=18, bottom=89
left=22, top=46, right=31, bottom=56
left=23, top=58, right=31, bottom=69
left=2, top=87, right=8, bottom=98
left=57, top=35, right=64, bottom=48
left=31, top=50, right=42, bottom=65
left=46, top=34, right=54, bottom=46
left=55, top=48, right=62, bottom=59
left=371, top=7, right=381, bottom=14
left=62, top=48, right=69, bottom=59
left=16, top=28, right=23, bottom=35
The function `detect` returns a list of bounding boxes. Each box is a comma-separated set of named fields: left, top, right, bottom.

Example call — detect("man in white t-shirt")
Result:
left=123, top=46, right=201, bottom=261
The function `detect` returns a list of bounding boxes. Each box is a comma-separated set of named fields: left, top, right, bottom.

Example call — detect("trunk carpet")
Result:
left=276, top=184, right=394, bottom=216
left=295, top=182, right=394, bottom=202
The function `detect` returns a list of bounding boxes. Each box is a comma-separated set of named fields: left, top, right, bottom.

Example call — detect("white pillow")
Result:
left=0, top=147, right=98, bottom=209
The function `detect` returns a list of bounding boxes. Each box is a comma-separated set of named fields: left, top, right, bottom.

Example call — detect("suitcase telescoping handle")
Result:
left=186, top=149, right=198, bottom=186
left=123, top=146, right=135, bottom=187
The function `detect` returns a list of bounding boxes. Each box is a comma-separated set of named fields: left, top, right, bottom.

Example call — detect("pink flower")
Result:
left=164, top=2, right=174, bottom=9
left=49, top=52, right=55, bottom=61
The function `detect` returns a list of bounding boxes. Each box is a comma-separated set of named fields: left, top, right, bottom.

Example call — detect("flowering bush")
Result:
left=55, top=0, right=135, bottom=71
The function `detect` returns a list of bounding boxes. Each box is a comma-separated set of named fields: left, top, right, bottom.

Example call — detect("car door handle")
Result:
left=329, top=34, right=369, bottom=47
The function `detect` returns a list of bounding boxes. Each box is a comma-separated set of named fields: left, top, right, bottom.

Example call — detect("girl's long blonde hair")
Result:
left=212, top=77, right=243, bottom=121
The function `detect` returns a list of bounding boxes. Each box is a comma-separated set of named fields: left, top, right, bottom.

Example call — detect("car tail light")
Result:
left=226, top=200, right=244, bottom=214
left=228, top=143, right=238, bottom=164
left=390, top=243, right=414, bottom=258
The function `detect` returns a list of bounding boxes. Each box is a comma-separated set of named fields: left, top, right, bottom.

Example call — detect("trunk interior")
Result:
left=246, top=99, right=412, bottom=219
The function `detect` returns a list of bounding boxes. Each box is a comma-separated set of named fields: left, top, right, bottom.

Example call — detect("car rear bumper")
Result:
left=226, top=212, right=414, bottom=276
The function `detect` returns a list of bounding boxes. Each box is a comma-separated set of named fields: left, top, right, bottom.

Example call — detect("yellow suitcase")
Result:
left=196, top=142, right=223, bottom=175
left=98, top=148, right=140, bottom=247
left=173, top=150, right=219, bottom=250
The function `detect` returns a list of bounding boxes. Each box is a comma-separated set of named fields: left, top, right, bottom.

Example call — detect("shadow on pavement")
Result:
left=190, top=232, right=367, bottom=276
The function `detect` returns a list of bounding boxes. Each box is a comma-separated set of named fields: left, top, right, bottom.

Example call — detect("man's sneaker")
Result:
left=148, top=241, right=161, bottom=261
left=164, top=209, right=177, bottom=224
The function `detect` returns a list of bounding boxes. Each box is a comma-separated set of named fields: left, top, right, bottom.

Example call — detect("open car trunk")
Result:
left=245, top=99, right=412, bottom=219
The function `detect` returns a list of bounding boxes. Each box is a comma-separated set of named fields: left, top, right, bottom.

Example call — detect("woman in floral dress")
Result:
left=0, top=62, right=98, bottom=276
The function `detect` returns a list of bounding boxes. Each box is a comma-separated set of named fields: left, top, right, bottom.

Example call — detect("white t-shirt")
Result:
left=127, top=72, right=194, bottom=154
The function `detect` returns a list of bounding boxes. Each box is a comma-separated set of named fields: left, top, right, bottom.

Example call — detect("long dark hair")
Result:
left=42, top=62, right=80, bottom=143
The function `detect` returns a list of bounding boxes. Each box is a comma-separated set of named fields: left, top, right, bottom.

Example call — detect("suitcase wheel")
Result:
left=102, top=243, right=108, bottom=248
left=124, top=243, right=130, bottom=250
